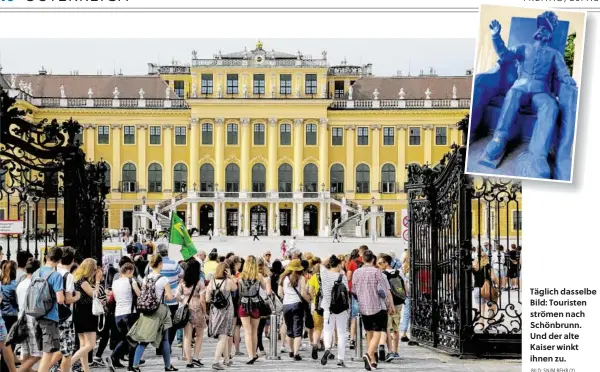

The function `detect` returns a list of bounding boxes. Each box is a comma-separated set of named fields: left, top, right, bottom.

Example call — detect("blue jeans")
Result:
left=133, top=330, right=170, bottom=368
left=400, top=298, right=411, bottom=333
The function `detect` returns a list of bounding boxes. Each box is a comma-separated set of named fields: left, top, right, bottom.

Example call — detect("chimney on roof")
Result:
left=466, top=69, right=473, bottom=76
left=119, top=69, right=123, bottom=76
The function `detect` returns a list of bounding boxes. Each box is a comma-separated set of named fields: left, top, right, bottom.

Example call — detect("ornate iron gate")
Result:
left=0, top=88, right=109, bottom=262
left=405, top=117, right=521, bottom=358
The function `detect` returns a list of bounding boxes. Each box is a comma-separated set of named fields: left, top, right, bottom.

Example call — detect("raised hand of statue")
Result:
left=489, top=20, right=502, bottom=37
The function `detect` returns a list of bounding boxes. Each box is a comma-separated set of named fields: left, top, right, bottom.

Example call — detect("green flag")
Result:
left=169, top=213, right=197, bottom=260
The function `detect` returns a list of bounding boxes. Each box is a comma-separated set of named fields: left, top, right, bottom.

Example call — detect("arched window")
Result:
left=173, top=163, right=188, bottom=192
left=303, top=163, right=318, bottom=192
left=381, top=164, right=396, bottom=193
left=122, top=163, right=137, bottom=193
left=225, top=163, right=240, bottom=194
left=103, top=164, right=111, bottom=188
left=278, top=164, right=293, bottom=194
left=252, top=164, right=266, bottom=195
left=199, top=164, right=214, bottom=192
left=330, top=164, right=344, bottom=193
left=148, top=163, right=162, bottom=192
left=356, top=164, right=370, bottom=194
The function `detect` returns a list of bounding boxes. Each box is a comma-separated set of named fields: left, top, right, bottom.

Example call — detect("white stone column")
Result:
left=380, top=215, right=386, bottom=237
left=244, top=202, right=250, bottom=236
left=186, top=203, right=192, bottom=227
left=221, top=202, right=226, bottom=237
left=192, top=202, right=199, bottom=229
left=238, top=202, right=243, bottom=236
left=319, top=201, right=325, bottom=237
left=268, top=202, right=275, bottom=237
left=276, top=205, right=281, bottom=236
left=214, top=201, right=220, bottom=236
left=297, top=202, right=304, bottom=237
left=291, top=202, right=296, bottom=236
left=132, top=215, right=138, bottom=235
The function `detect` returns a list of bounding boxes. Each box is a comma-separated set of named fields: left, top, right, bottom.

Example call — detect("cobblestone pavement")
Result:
left=97, top=334, right=521, bottom=372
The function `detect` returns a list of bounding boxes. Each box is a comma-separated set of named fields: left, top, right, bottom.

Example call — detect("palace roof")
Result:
left=0, top=74, right=176, bottom=99
left=349, top=75, right=472, bottom=100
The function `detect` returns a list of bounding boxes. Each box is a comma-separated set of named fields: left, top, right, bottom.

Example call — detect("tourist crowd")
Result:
left=0, top=242, right=411, bottom=372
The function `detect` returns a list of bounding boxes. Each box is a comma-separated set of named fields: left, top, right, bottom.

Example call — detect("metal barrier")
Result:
left=267, top=313, right=281, bottom=360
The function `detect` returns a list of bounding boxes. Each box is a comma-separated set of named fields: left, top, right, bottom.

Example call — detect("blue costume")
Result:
left=481, top=11, right=577, bottom=178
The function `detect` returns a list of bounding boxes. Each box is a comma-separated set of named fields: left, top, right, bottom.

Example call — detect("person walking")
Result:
left=15, top=258, right=41, bottom=372
left=205, top=263, right=236, bottom=370
left=352, top=250, right=395, bottom=371
left=175, top=258, right=207, bottom=368
left=128, top=253, right=178, bottom=371
left=237, top=256, right=270, bottom=364
left=0, top=260, right=18, bottom=371
left=378, top=254, right=405, bottom=361
left=255, top=258, right=271, bottom=356
left=208, top=228, right=213, bottom=241
left=319, top=255, right=350, bottom=367
left=280, top=240, right=287, bottom=258
left=70, top=259, right=101, bottom=372
left=279, top=259, right=309, bottom=361
left=252, top=229, right=260, bottom=241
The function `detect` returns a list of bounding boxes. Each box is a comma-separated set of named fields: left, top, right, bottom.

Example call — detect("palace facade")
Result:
left=0, top=41, right=520, bottom=241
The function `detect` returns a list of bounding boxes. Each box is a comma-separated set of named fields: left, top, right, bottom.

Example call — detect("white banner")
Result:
left=0, top=220, right=23, bottom=235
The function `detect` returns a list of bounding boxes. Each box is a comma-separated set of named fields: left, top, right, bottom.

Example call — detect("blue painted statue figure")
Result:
left=479, top=11, right=577, bottom=178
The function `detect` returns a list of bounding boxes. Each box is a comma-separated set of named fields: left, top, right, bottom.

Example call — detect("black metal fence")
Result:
left=0, top=88, right=109, bottom=262
left=405, top=118, right=521, bottom=358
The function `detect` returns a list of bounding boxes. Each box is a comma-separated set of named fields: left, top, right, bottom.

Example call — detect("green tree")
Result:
left=564, top=32, right=576, bottom=76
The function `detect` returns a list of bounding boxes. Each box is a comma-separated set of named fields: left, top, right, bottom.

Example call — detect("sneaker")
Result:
left=186, top=364, right=197, bottom=368
left=235, top=351, right=245, bottom=356
left=393, top=353, right=400, bottom=359
left=349, top=340, right=356, bottom=350
left=337, top=360, right=346, bottom=368
left=378, top=346, right=386, bottom=364
left=212, top=363, right=225, bottom=370
left=289, top=351, right=294, bottom=358
left=294, top=354, right=302, bottom=361
left=328, top=353, right=335, bottom=360
left=312, top=346, right=319, bottom=360
left=385, top=353, right=394, bottom=363
left=192, top=359, right=204, bottom=366
left=321, top=349, right=331, bottom=366
left=400, top=336, right=410, bottom=342
left=258, top=350, right=266, bottom=357
left=299, top=344, right=307, bottom=351
left=89, top=361, right=102, bottom=369
left=280, top=348, right=287, bottom=354
left=362, top=354, right=372, bottom=371
left=127, top=368, right=141, bottom=372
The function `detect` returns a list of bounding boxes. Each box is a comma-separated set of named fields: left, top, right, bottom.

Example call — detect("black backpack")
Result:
left=384, top=270, right=406, bottom=305
left=211, top=279, right=230, bottom=310
left=329, top=274, right=349, bottom=315
left=314, top=273, right=324, bottom=316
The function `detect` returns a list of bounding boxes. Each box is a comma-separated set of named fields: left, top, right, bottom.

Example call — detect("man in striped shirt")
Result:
left=155, top=243, right=184, bottom=353
left=352, top=249, right=395, bottom=371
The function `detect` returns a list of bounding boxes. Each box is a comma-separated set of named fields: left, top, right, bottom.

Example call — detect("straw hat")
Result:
left=286, top=259, right=304, bottom=272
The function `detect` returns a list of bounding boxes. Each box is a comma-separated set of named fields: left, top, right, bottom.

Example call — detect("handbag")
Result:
left=172, top=282, right=198, bottom=329
left=480, top=279, right=499, bottom=302
left=292, top=285, right=314, bottom=329
left=258, top=292, right=273, bottom=317
left=270, top=293, right=283, bottom=314
left=92, top=292, right=106, bottom=332
left=6, top=314, right=29, bottom=346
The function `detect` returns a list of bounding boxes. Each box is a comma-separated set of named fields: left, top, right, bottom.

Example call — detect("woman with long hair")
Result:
left=0, top=260, right=18, bottom=341
left=127, top=253, right=177, bottom=371
left=205, top=262, right=236, bottom=370
left=473, top=246, right=495, bottom=326
left=70, top=259, right=101, bottom=372
left=175, top=258, right=207, bottom=368
left=237, top=255, right=271, bottom=364
left=255, top=258, right=271, bottom=356
left=229, top=257, right=243, bottom=357
left=279, top=259, right=309, bottom=361
left=399, top=249, right=412, bottom=343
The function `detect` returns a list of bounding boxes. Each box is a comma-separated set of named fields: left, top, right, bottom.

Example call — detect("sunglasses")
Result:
left=265, top=254, right=271, bottom=256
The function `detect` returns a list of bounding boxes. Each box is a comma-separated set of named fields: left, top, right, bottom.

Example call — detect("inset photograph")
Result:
left=466, top=5, right=586, bottom=182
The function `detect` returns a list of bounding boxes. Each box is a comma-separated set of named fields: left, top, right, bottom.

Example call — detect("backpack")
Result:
left=172, top=281, right=198, bottom=329
left=385, top=270, right=406, bottom=305
left=136, top=275, right=164, bottom=315
left=24, top=269, right=57, bottom=319
left=314, top=273, right=324, bottom=316
left=239, top=280, right=260, bottom=299
left=211, top=279, right=230, bottom=310
left=329, top=274, right=349, bottom=315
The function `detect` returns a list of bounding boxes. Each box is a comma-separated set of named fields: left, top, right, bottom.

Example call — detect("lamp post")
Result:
left=142, top=196, right=146, bottom=205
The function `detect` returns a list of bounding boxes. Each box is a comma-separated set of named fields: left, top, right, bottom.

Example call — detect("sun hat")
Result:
left=286, top=259, right=304, bottom=272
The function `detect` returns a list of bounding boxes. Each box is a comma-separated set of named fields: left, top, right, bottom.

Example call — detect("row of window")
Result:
left=183, top=73, right=323, bottom=97
left=114, top=162, right=399, bottom=194
left=96, top=124, right=449, bottom=147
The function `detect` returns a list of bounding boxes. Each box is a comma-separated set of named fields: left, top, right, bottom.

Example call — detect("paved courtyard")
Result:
left=105, top=332, right=521, bottom=372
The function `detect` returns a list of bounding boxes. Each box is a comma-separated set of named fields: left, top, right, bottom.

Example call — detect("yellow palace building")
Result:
left=0, top=41, right=519, bottom=241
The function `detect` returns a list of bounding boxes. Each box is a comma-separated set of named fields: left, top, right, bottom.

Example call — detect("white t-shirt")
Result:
left=16, top=277, right=31, bottom=318
left=282, top=276, right=304, bottom=305
left=113, top=277, right=136, bottom=317
left=145, top=273, right=170, bottom=302
left=57, top=266, right=75, bottom=321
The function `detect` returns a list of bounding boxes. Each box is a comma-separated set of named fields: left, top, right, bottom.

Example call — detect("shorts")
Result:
left=0, top=317, right=6, bottom=343
left=313, top=312, right=324, bottom=331
left=21, top=316, right=41, bottom=358
left=387, top=305, right=403, bottom=332
left=473, top=287, right=482, bottom=304
left=362, top=310, right=387, bottom=332
left=59, top=320, right=76, bottom=356
left=350, top=298, right=360, bottom=318
left=37, top=318, right=61, bottom=353
left=283, top=302, right=304, bottom=338
left=493, top=267, right=507, bottom=279
left=238, top=305, right=261, bottom=319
